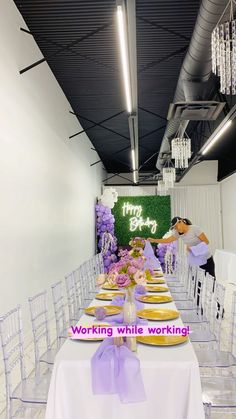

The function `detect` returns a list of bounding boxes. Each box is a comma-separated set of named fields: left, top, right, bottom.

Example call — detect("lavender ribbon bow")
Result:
left=188, top=242, right=209, bottom=266
left=143, top=241, right=161, bottom=270
left=91, top=338, right=146, bottom=403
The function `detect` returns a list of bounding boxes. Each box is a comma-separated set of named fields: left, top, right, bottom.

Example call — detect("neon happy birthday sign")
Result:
left=122, top=202, right=158, bottom=234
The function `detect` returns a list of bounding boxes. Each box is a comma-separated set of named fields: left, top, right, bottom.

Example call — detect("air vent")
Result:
left=167, top=101, right=225, bottom=121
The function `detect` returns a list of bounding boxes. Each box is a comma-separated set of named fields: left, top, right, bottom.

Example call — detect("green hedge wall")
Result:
left=112, top=195, right=171, bottom=245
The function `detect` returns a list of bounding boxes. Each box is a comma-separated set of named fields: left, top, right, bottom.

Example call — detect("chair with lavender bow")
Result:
left=28, top=291, right=57, bottom=372
left=0, top=306, right=50, bottom=419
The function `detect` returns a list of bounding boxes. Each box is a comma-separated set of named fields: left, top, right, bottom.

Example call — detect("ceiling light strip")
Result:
left=202, top=120, right=232, bottom=155
left=117, top=5, right=132, bottom=113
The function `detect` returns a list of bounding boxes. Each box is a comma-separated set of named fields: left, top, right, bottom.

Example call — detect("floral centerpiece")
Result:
left=107, top=256, right=147, bottom=289
left=129, top=237, right=146, bottom=259
left=129, top=237, right=146, bottom=249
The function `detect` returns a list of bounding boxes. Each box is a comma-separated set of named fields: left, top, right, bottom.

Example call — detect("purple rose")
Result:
left=116, top=274, right=131, bottom=288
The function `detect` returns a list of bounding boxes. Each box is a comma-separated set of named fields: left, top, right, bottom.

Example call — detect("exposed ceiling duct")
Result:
left=156, top=0, right=229, bottom=171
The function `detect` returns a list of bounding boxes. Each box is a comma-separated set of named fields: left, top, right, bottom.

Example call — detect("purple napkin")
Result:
left=143, top=241, right=161, bottom=270
left=188, top=242, right=209, bottom=266
left=91, top=338, right=146, bottom=403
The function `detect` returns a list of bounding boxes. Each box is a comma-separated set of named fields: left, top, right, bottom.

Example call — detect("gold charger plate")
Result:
left=137, top=308, right=180, bottom=321
left=137, top=335, right=188, bottom=346
left=147, top=279, right=165, bottom=284
left=146, top=285, right=169, bottom=293
left=152, top=273, right=164, bottom=278
left=84, top=305, right=122, bottom=316
left=69, top=323, right=109, bottom=342
left=137, top=295, right=173, bottom=304
left=102, top=283, right=119, bottom=291
left=95, top=292, right=124, bottom=301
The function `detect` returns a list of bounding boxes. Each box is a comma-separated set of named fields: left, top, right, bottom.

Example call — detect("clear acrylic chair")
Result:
left=166, top=254, right=188, bottom=290
left=28, top=291, right=57, bottom=371
left=174, top=265, right=200, bottom=310
left=65, top=272, right=83, bottom=323
left=181, top=272, right=214, bottom=324
left=195, top=290, right=236, bottom=368
left=73, top=267, right=88, bottom=310
left=202, top=376, right=236, bottom=418
left=81, top=261, right=97, bottom=301
left=97, top=252, right=104, bottom=275
left=51, top=281, right=68, bottom=346
left=171, top=265, right=203, bottom=302
left=190, top=282, right=225, bottom=346
left=0, top=306, right=50, bottom=419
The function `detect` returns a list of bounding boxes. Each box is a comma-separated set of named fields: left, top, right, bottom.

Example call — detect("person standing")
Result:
left=148, top=216, right=215, bottom=277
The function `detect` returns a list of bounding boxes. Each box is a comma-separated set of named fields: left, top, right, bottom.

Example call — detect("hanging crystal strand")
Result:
left=226, top=21, right=231, bottom=95
left=163, top=167, right=176, bottom=188
left=157, top=180, right=168, bottom=196
left=220, top=23, right=226, bottom=93
left=212, top=28, right=217, bottom=74
left=216, top=25, right=220, bottom=71
left=232, top=20, right=236, bottom=94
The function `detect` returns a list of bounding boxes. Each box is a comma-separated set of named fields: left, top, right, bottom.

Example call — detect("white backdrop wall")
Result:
left=220, top=172, right=236, bottom=252
left=0, top=0, right=103, bottom=316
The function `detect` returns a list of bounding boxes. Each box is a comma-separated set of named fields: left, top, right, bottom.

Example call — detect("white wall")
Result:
left=179, top=160, right=218, bottom=185
left=0, top=0, right=104, bottom=317
left=220, top=172, right=236, bottom=252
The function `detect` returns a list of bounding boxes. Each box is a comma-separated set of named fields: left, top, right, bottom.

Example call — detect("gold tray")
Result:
left=147, top=279, right=165, bottom=284
left=137, top=335, right=188, bottom=346
left=69, top=323, right=109, bottom=341
left=137, top=295, right=173, bottom=304
left=102, top=283, right=119, bottom=291
left=137, top=308, right=180, bottom=321
left=146, top=285, right=169, bottom=293
left=84, top=305, right=122, bottom=316
left=152, top=273, right=164, bottom=278
left=95, top=292, right=124, bottom=301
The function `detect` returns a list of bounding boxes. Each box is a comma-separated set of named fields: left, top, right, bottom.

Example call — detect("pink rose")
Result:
left=96, top=274, right=106, bottom=286
left=134, top=270, right=146, bottom=286
left=107, top=271, right=118, bottom=285
left=116, top=274, right=131, bottom=288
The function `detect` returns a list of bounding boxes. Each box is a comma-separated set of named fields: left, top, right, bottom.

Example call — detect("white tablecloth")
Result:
left=215, top=249, right=236, bottom=285
left=46, top=280, right=204, bottom=419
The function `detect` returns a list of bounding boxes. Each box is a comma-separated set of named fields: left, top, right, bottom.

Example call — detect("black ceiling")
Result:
left=14, top=0, right=201, bottom=176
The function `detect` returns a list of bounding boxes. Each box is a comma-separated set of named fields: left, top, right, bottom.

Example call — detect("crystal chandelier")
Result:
left=171, top=133, right=191, bottom=169
left=163, top=167, right=176, bottom=189
left=211, top=0, right=236, bottom=94
left=157, top=180, right=168, bottom=196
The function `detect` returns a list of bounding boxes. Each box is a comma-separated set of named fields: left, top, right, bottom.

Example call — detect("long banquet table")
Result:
left=45, top=275, right=205, bottom=419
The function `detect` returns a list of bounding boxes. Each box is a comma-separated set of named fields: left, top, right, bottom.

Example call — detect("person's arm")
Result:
left=197, top=232, right=209, bottom=245
left=147, top=236, right=177, bottom=244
